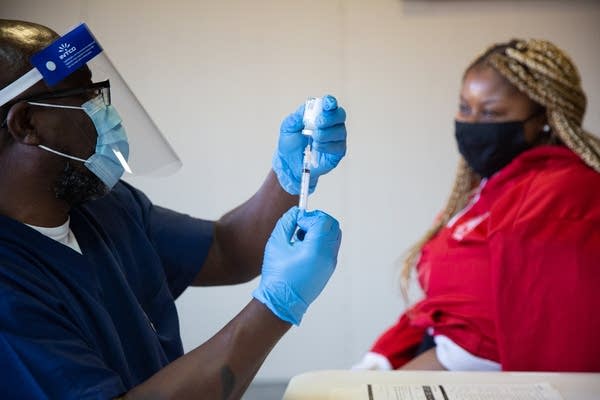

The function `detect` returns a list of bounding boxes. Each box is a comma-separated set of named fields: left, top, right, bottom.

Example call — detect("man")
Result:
left=0, top=20, right=347, bottom=399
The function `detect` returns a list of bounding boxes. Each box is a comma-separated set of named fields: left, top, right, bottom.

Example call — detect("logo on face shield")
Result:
left=58, top=43, right=77, bottom=60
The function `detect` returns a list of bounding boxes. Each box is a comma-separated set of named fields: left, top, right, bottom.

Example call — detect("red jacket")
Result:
left=371, top=145, right=600, bottom=371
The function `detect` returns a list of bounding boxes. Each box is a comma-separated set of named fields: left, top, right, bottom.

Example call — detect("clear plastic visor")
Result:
left=87, top=53, right=181, bottom=176
left=0, top=23, right=181, bottom=177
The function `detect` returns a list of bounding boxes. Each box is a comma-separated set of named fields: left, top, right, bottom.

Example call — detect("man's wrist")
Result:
left=252, top=283, right=307, bottom=326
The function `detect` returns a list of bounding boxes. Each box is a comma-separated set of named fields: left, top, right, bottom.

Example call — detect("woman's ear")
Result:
left=5, top=102, right=40, bottom=145
left=523, top=109, right=550, bottom=145
left=542, top=123, right=551, bottom=133
left=538, top=111, right=552, bottom=135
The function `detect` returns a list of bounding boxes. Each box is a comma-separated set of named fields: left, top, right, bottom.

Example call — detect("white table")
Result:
left=282, top=370, right=600, bottom=400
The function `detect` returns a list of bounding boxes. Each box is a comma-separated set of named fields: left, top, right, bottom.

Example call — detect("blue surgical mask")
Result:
left=34, top=95, right=130, bottom=189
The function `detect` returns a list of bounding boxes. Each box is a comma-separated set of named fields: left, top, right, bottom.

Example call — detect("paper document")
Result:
left=363, top=382, right=563, bottom=400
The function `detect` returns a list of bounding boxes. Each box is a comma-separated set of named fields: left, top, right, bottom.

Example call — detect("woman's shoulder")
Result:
left=490, top=145, right=600, bottom=228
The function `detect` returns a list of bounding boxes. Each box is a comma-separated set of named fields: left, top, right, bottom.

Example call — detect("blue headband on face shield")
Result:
left=33, top=95, right=130, bottom=189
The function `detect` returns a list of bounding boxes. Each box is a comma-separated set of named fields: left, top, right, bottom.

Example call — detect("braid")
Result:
left=400, top=39, right=600, bottom=299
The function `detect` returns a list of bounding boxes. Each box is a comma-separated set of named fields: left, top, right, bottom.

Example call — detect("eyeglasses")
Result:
left=25, top=79, right=111, bottom=107
left=1, top=80, right=110, bottom=128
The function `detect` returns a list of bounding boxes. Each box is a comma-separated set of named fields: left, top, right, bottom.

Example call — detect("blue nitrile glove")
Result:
left=273, top=95, right=347, bottom=195
left=253, top=206, right=342, bottom=325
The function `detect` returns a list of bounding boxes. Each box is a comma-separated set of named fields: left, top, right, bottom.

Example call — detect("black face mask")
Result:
left=455, top=119, right=532, bottom=178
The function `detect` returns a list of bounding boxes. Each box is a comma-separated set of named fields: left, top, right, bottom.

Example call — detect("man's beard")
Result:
left=54, top=162, right=109, bottom=207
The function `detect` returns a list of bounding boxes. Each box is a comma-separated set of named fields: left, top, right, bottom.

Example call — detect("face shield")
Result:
left=0, top=23, right=181, bottom=178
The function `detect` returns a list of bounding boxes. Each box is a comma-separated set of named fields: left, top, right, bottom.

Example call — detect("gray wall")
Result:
left=4, top=0, right=600, bottom=381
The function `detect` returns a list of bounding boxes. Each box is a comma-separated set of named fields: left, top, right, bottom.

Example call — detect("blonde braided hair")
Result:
left=400, top=39, right=600, bottom=298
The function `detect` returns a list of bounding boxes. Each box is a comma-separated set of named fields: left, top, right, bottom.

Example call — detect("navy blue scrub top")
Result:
left=0, top=181, right=214, bottom=399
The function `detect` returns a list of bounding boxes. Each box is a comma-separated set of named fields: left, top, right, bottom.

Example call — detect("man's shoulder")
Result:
left=77, top=181, right=151, bottom=218
left=93, top=180, right=146, bottom=205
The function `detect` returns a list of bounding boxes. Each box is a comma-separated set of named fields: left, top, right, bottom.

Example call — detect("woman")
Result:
left=354, top=39, right=600, bottom=372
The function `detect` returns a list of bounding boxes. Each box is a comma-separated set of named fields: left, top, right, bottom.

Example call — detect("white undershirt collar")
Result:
left=26, top=217, right=82, bottom=254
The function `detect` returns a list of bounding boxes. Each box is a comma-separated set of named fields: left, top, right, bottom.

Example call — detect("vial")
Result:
left=302, top=97, right=323, bottom=136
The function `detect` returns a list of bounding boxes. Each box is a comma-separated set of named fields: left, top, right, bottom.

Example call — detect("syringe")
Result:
left=298, top=142, right=312, bottom=210
left=291, top=97, right=322, bottom=242
left=298, top=97, right=322, bottom=211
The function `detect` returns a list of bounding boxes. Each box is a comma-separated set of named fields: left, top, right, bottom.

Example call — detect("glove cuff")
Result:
left=272, top=152, right=300, bottom=195
left=252, top=282, right=308, bottom=326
